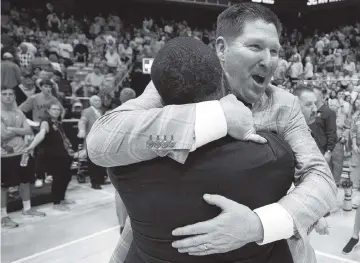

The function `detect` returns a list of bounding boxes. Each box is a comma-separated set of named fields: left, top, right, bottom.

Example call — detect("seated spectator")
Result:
left=344, top=55, right=356, bottom=74
left=1, top=53, right=22, bottom=90
left=14, top=71, right=41, bottom=108
left=31, top=51, right=51, bottom=72
left=304, top=56, right=314, bottom=80
left=84, top=64, right=104, bottom=90
left=52, top=70, right=71, bottom=96
left=18, top=43, right=35, bottom=70
left=21, top=41, right=37, bottom=55
left=73, top=39, right=89, bottom=64
left=105, top=48, right=123, bottom=71
left=71, top=73, right=86, bottom=97
left=58, top=38, right=73, bottom=63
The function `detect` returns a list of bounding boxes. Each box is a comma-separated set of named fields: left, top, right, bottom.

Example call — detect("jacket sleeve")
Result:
left=86, top=81, right=196, bottom=167
left=325, top=109, right=337, bottom=152
left=277, top=97, right=337, bottom=253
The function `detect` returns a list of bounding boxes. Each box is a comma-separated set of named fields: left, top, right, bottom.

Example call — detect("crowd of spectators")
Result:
left=1, top=3, right=359, bottom=244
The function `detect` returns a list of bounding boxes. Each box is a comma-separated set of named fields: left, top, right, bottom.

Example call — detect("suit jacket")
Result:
left=87, top=82, right=337, bottom=263
left=80, top=107, right=102, bottom=136
left=309, top=104, right=337, bottom=154
left=109, top=132, right=295, bottom=263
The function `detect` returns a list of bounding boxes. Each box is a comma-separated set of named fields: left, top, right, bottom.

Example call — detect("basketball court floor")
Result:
left=1, top=179, right=359, bottom=263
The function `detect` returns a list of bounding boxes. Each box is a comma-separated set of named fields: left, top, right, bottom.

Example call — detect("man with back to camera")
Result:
left=109, top=36, right=296, bottom=263
left=87, top=3, right=337, bottom=263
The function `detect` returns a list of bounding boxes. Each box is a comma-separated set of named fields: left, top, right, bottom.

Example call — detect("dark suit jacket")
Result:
left=309, top=104, right=337, bottom=153
left=108, top=132, right=295, bottom=263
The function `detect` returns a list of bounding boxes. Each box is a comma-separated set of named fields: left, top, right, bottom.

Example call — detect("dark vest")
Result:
left=108, top=132, right=295, bottom=263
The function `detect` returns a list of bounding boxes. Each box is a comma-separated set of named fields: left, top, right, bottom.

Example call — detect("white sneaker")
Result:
left=34, top=179, right=43, bottom=188
left=45, top=175, right=53, bottom=184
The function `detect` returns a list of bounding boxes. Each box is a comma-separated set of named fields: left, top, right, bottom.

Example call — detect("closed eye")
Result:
left=249, top=44, right=262, bottom=51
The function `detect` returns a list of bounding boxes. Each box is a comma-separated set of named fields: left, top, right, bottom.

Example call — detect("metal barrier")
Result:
left=64, top=58, right=134, bottom=102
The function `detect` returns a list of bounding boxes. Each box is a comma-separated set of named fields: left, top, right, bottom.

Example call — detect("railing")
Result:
left=64, top=59, right=135, bottom=102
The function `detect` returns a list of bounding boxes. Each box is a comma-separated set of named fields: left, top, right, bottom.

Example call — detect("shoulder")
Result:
left=15, top=108, right=26, bottom=118
left=82, top=107, right=92, bottom=115
left=266, top=84, right=298, bottom=109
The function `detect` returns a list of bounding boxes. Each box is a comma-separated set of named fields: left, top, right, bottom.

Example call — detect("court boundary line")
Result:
left=10, top=225, right=120, bottom=263
left=9, top=224, right=359, bottom=263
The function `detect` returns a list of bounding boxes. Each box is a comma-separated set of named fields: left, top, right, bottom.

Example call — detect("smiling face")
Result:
left=216, top=19, right=281, bottom=104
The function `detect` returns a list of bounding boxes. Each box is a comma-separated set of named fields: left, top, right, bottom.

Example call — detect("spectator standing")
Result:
left=1, top=86, right=46, bottom=229
left=77, top=96, right=107, bottom=189
left=19, top=79, right=61, bottom=122
left=310, top=87, right=337, bottom=163
left=25, top=102, right=74, bottom=211
left=342, top=96, right=360, bottom=255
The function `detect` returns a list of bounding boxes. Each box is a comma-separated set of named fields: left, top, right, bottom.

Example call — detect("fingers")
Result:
left=173, top=234, right=211, bottom=250
left=203, top=194, right=237, bottom=211
left=245, top=134, right=267, bottom=144
left=172, top=220, right=214, bottom=236
left=188, top=249, right=218, bottom=256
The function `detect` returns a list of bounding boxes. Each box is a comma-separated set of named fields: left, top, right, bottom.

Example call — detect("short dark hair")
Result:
left=39, top=79, right=53, bottom=87
left=1, top=86, right=15, bottom=93
left=151, top=37, right=223, bottom=105
left=216, top=3, right=282, bottom=43
left=293, top=85, right=315, bottom=98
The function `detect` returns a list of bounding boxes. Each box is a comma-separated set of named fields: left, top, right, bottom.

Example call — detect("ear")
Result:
left=215, top=36, right=226, bottom=63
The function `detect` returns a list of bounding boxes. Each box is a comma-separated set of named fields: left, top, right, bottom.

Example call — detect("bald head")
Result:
left=90, top=95, right=102, bottom=109
left=120, top=88, right=136, bottom=104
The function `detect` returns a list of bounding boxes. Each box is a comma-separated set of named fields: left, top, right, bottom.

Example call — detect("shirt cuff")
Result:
left=254, top=203, right=294, bottom=245
left=191, top=101, right=227, bottom=152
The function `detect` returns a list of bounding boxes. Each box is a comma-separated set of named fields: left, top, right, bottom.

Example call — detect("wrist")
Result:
left=250, top=211, right=264, bottom=243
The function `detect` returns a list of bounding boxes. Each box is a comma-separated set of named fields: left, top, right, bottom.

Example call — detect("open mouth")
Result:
left=252, top=74, right=266, bottom=85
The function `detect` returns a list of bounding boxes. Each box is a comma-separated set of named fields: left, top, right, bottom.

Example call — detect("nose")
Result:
left=312, top=104, right=317, bottom=113
left=259, top=49, right=272, bottom=71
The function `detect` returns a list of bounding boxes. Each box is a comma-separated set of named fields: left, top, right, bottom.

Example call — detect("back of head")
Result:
left=216, top=3, right=282, bottom=42
left=120, top=88, right=136, bottom=103
left=150, top=37, right=223, bottom=105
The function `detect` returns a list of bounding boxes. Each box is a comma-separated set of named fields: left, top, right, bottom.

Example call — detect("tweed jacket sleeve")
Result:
left=275, top=95, right=338, bottom=260
left=87, top=81, right=196, bottom=167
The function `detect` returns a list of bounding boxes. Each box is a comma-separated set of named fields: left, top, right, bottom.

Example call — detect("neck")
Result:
left=222, top=74, right=253, bottom=108
left=42, top=92, right=51, bottom=98
left=2, top=103, right=14, bottom=111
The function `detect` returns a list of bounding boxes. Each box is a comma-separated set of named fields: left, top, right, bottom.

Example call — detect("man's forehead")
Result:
left=300, top=91, right=317, bottom=101
left=238, top=20, right=280, bottom=46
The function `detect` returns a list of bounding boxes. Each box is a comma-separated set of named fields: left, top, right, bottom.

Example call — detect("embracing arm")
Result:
left=87, top=81, right=227, bottom=167
left=255, top=97, right=337, bottom=246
